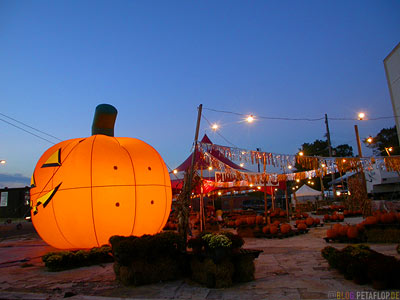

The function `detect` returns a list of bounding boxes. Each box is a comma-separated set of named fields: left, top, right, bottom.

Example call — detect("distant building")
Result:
left=0, top=187, right=30, bottom=219
left=384, top=42, right=400, bottom=144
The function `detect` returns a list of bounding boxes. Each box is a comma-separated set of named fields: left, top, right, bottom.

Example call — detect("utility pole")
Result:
left=354, top=125, right=363, bottom=157
left=325, top=114, right=336, bottom=199
left=188, top=104, right=203, bottom=191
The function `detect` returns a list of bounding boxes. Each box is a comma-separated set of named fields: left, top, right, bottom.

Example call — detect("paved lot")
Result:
left=0, top=218, right=399, bottom=300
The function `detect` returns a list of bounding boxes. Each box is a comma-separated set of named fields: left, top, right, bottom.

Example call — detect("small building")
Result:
left=0, top=187, right=30, bottom=219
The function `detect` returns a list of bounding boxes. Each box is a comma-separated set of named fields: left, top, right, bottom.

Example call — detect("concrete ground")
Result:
left=0, top=218, right=399, bottom=300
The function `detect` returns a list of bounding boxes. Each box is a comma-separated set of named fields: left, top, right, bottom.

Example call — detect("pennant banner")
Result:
left=198, top=141, right=399, bottom=181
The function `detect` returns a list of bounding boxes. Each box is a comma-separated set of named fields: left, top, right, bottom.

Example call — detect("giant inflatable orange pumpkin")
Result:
left=30, top=104, right=172, bottom=249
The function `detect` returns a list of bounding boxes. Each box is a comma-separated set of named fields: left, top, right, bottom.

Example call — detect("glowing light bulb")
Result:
left=218, top=191, right=222, bottom=196
left=321, top=163, right=326, bottom=168
left=173, top=169, right=178, bottom=174
left=366, top=137, right=373, bottom=143
left=240, top=163, right=244, bottom=167
left=249, top=184, right=253, bottom=187
left=296, top=179, right=300, bottom=183
left=211, top=124, right=219, bottom=131
left=288, top=165, right=292, bottom=169
left=208, top=166, right=213, bottom=171
left=358, top=112, right=365, bottom=120
left=246, top=115, right=254, bottom=123
left=389, top=147, right=393, bottom=152
left=257, top=186, right=261, bottom=190
left=299, top=151, right=304, bottom=156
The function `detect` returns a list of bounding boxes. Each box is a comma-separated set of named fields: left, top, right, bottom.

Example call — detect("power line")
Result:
left=0, top=117, right=56, bottom=145
left=0, top=112, right=63, bottom=141
left=204, top=107, right=397, bottom=122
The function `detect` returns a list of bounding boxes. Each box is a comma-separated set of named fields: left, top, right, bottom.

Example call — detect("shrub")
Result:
left=321, top=244, right=400, bottom=289
left=42, top=245, right=113, bottom=271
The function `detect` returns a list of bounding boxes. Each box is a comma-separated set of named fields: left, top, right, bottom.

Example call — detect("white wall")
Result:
left=384, top=42, right=400, bottom=144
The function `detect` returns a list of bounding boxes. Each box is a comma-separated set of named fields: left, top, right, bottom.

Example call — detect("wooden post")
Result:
left=200, top=167, right=204, bottom=232
left=354, top=125, right=363, bottom=158
left=271, top=189, right=275, bottom=211
left=285, top=187, right=289, bottom=218
left=263, top=179, right=268, bottom=217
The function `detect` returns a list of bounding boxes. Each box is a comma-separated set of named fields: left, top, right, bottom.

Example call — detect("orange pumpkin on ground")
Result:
left=365, top=216, right=378, bottom=225
left=273, top=220, right=280, bottom=227
left=305, top=217, right=314, bottom=226
left=332, top=223, right=342, bottom=233
left=314, top=218, right=320, bottom=225
left=339, top=225, right=349, bottom=237
left=235, top=219, right=242, bottom=227
left=331, top=215, right=338, bottom=221
left=324, top=214, right=330, bottom=221
left=347, top=226, right=359, bottom=239
left=381, top=213, right=395, bottom=224
left=302, top=213, right=309, bottom=218
left=297, top=223, right=307, bottom=231
left=30, top=104, right=172, bottom=249
left=280, top=223, right=292, bottom=234
left=356, top=223, right=365, bottom=232
left=270, top=225, right=279, bottom=235
left=262, top=225, right=270, bottom=234
left=326, top=228, right=337, bottom=239
left=256, top=215, right=264, bottom=225
left=279, top=211, right=286, bottom=217
left=247, top=216, right=256, bottom=226
left=338, top=214, right=344, bottom=221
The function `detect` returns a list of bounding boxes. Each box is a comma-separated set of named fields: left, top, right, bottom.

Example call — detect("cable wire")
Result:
left=0, top=112, right=62, bottom=141
left=0, top=117, right=56, bottom=145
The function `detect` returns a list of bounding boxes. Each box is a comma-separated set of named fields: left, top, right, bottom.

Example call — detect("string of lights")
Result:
left=203, top=107, right=397, bottom=122
left=201, top=114, right=240, bottom=148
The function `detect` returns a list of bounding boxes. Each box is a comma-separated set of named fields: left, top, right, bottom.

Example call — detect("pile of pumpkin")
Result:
left=270, top=208, right=288, bottom=218
left=325, top=211, right=400, bottom=243
left=292, top=212, right=310, bottom=220
left=362, top=211, right=400, bottom=226
left=325, top=223, right=363, bottom=243
left=329, top=204, right=345, bottom=211
left=295, top=217, right=322, bottom=229
left=343, top=209, right=363, bottom=217
left=226, top=215, right=265, bottom=228
left=260, top=220, right=308, bottom=238
left=323, top=211, right=344, bottom=223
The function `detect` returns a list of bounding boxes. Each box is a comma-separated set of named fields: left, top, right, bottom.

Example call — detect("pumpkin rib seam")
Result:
left=114, top=140, right=138, bottom=237
left=90, top=135, right=100, bottom=248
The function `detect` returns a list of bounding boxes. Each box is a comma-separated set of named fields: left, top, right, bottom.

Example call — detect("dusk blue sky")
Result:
left=1, top=1, right=399, bottom=187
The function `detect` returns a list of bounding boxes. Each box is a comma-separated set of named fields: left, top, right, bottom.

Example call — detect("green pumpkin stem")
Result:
left=91, top=104, right=118, bottom=137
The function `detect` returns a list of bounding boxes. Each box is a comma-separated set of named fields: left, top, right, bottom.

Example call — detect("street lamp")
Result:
left=0, top=160, right=5, bottom=165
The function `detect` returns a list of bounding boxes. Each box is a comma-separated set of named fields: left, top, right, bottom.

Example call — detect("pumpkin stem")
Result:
left=92, top=104, right=118, bottom=137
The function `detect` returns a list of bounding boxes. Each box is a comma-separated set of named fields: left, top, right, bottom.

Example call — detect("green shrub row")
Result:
left=109, top=231, right=184, bottom=266
left=321, top=245, right=400, bottom=289
left=42, top=245, right=113, bottom=271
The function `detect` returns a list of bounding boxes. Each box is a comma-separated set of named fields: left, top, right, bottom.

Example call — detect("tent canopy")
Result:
left=174, top=134, right=247, bottom=172
left=295, top=184, right=321, bottom=197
